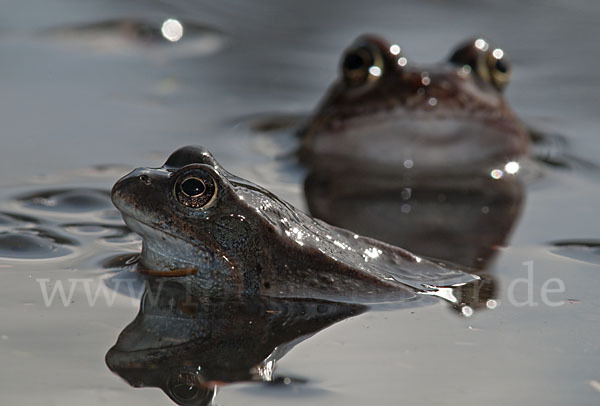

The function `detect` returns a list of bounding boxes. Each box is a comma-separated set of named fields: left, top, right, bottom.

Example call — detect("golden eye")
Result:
left=174, top=173, right=217, bottom=208
left=486, top=48, right=511, bottom=91
left=341, top=45, right=383, bottom=86
left=449, top=39, right=511, bottom=92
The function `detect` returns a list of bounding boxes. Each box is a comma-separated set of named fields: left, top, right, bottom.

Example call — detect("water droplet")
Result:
left=474, top=38, right=489, bottom=51
left=486, top=299, right=498, bottom=309
left=401, top=188, right=411, bottom=200
left=504, top=161, right=520, bottom=174
left=490, top=169, right=503, bottom=179
left=368, top=66, right=382, bottom=77
left=461, top=306, right=474, bottom=317
left=161, top=19, right=184, bottom=42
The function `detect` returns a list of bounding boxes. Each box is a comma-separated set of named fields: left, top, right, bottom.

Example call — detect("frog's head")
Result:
left=299, top=34, right=527, bottom=172
left=306, top=34, right=513, bottom=115
left=111, top=146, right=269, bottom=280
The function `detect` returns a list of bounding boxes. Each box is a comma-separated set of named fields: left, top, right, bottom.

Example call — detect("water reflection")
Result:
left=17, top=188, right=112, bottom=213
left=161, top=19, right=184, bottom=43
left=550, top=239, right=600, bottom=265
left=304, top=170, right=524, bottom=314
left=106, top=279, right=365, bottom=405
left=42, top=18, right=225, bottom=57
left=0, top=184, right=139, bottom=267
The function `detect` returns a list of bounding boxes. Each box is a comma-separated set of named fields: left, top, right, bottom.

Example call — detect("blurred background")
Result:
left=1, top=1, right=599, bottom=405
left=2, top=0, right=600, bottom=184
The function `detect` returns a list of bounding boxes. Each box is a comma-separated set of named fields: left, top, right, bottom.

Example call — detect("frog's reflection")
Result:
left=304, top=170, right=524, bottom=313
left=106, top=279, right=365, bottom=405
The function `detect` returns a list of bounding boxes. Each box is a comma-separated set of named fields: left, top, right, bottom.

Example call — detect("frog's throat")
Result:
left=121, top=215, right=225, bottom=276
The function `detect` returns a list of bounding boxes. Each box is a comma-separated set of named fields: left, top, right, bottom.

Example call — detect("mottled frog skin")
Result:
left=111, top=146, right=476, bottom=303
left=299, top=35, right=529, bottom=173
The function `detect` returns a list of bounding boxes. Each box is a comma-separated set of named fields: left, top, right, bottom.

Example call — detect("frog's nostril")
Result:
left=139, top=175, right=151, bottom=185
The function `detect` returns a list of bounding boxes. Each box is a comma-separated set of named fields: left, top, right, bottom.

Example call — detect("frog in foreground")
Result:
left=111, top=146, right=477, bottom=303
left=299, top=35, right=529, bottom=173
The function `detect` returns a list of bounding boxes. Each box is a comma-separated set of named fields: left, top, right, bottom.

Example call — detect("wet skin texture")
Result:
left=111, top=146, right=476, bottom=303
left=299, top=35, right=529, bottom=173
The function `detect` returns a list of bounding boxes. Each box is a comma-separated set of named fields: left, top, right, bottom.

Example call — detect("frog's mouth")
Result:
left=121, top=214, right=214, bottom=276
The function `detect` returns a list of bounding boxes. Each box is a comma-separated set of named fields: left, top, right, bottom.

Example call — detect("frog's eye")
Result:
left=449, top=39, right=511, bottom=92
left=173, top=172, right=217, bottom=208
left=167, top=369, right=213, bottom=405
left=341, top=45, right=384, bottom=86
left=485, top=48, right=511, bottom=91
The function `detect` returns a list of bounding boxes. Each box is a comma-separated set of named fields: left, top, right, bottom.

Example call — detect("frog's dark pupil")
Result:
left=181, top=178, right=206, bottom=197
left=344, top=52, right=366, bottom=71
left=495, top=59, right=508, bottom=74
left=170, top=383, right=199, bottom=401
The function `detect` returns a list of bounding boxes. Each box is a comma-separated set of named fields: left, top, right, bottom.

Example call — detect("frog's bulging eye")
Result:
left=494, top=57, right=508, bottom=74
left=174, top=173, right=217, bottom=208
left=449, top=39, right=511, bottom=92
left=344, top=49, right=371, bottom=71
left=486, top=48, right=511, bottom=91
left=341, top=45, right=383, bottom=86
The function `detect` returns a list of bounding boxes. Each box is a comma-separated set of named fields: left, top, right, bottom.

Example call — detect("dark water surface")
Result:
left=1, top=0, right=599, bottom=405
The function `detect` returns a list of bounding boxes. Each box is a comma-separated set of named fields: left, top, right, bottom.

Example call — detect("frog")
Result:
left=111, top=145, right=478, bottom=304
left=298, top=34, right=530, bottom=174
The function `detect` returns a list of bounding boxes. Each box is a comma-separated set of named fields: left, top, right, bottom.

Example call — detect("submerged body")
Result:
left=111, top=146, right=477, bottom=303
left=299, top=35, right=529, bottom=173
left=305, top=170, right=524, bottom=271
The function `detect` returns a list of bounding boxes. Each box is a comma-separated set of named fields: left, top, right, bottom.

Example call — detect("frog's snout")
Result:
left=111, top=168, right=147, bottom=207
